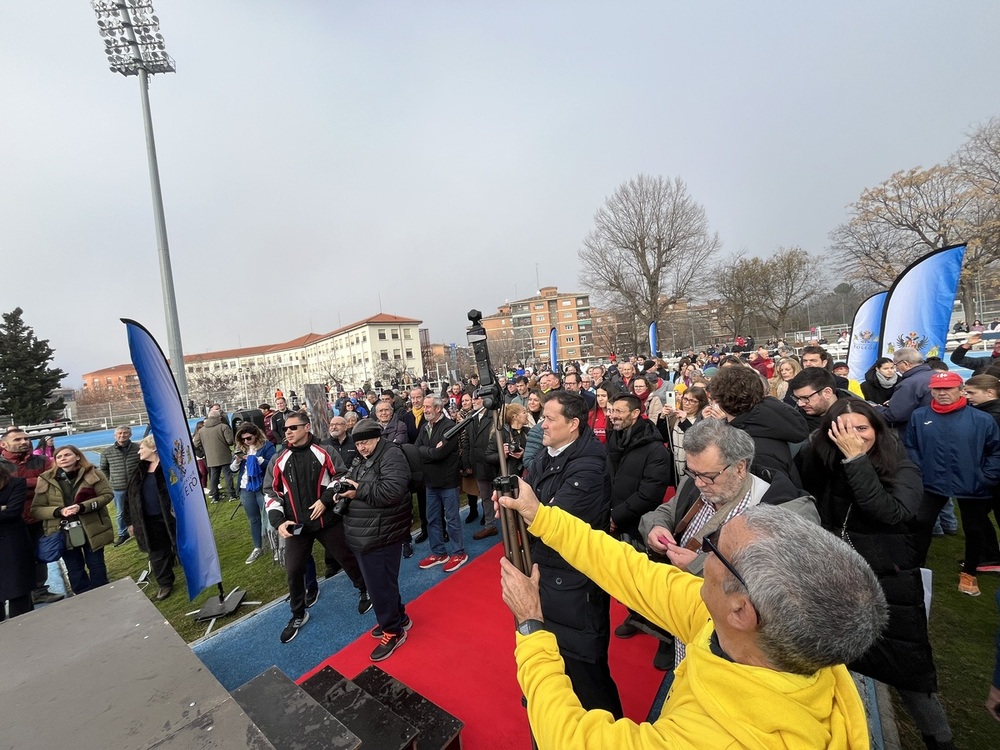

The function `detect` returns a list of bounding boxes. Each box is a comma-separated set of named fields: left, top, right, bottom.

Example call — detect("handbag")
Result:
left=63, top=520, right=88, bottom=549
left=37, top=531, right=65, bottom=562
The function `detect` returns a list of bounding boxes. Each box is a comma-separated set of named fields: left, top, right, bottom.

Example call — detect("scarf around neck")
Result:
left=875, top=370, right=898, bottom=388
left=931, top=396, right=967, bottom=414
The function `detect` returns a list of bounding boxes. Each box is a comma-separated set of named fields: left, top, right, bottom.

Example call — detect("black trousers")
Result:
left=0, top=594, right=33, bottom=621
left=957, top=495, right=1000, bottom=573
left=145, top=515, right=176, bottom=588
left=285, top=523, right=364, bottom=618
left=355, top=542, right=406, bottom=633
left=562, top=653, right=623, bottom=719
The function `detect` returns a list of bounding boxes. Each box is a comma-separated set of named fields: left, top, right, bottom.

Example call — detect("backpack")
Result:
left=245, top=454, right=264, bottom=492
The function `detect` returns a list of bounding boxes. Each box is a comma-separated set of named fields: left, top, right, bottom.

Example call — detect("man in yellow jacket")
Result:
left=498, top=480, right=888, bottom=750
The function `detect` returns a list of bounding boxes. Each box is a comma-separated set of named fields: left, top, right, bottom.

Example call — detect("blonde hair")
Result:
left=139, top=435, right=157, bottom=452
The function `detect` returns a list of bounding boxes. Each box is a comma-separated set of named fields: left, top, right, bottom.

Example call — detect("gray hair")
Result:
left=683, top=418, right=755, bottom=467
left=423, top=395, right=444, bottom=409
left=727, top=505, right=888, bottom=675
left=892, top=347, right=923, bottom=365
left=344, top=412, right=359, bottom=426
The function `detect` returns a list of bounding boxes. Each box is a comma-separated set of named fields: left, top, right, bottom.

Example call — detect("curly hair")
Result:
left=709, top=365, right=766, bottom=416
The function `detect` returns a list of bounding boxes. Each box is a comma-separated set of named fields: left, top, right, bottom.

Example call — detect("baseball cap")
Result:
left=928, top=371, right=963, bottom=389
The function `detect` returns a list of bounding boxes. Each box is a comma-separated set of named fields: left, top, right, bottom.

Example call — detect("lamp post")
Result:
left=92, top=0, right=188, bottom=403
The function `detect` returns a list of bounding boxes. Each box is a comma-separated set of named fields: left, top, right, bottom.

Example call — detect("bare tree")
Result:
left=714, top=254, right=768, bottom=338
left=486, top=329, right=520, bottom=370
left=761, top=247, right=824, bottom=335
left=579, top=175, right=721, bottom=352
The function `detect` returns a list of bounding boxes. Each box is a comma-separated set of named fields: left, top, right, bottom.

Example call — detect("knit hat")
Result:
left=928, top=371, right=963, bottom=389
left=352, top=418, right=382, bottom=442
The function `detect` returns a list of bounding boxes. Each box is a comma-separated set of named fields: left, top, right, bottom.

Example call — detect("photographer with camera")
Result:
left=330, top=419, right=413, bottom=661
left=266, top=413, right=369, bottom=644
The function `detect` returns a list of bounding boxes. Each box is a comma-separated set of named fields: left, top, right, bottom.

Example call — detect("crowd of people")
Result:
left=5, top=333, right=1000, bottom=747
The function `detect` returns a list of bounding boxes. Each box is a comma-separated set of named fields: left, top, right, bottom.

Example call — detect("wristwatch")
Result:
left=517, top=619, right=545, bottom=636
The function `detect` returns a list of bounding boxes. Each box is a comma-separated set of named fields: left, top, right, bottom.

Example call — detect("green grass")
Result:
left=892, top=532, right=1000, bottom=749
left=104, top=493, right=434, bottom=643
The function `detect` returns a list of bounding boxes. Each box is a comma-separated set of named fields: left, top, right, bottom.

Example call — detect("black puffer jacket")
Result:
left=524, top=427, right=612, bottom=664
left=464, top=412, right=499, bottom=482
left=796, top=443, right=937, bottom=692
left=729, top=397, right=808, bottom=486
left=342, top=439, right=412, bottom=555
left=606, top=418, right=673, bottom=536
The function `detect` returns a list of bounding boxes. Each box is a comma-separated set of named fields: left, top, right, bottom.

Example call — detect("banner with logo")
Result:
left=124, top=319, right=222, bottom=599
left=549, top=327, right=558, bottom=372
left=846, top=291, right=888, bottom=383
left=880, top=244, right=967, bottom=362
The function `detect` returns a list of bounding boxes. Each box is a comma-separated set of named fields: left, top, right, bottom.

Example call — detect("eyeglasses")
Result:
left=701, top=527, right=756, bottom=619
left=793, top=390, right=820, bottom=404
left=240, top=435, right=255, bottom=442
left=682, top=463, right=732, bottom=484
left=284, top=424, right=306, bottom=432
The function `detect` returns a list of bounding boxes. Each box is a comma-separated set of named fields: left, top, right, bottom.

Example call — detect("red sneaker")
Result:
left=417, top=553, right=449, bottom=570
left=443, top=553, right=469, bottom=573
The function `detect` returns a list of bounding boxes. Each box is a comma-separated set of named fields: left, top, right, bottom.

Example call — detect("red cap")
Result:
left=929, top=371, right=963, bottom=388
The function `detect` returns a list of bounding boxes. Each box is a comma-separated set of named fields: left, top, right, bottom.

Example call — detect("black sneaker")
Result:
left=358, top=591, right=373, bottom=615
left=370, top=630, right=407, bottom=661
left=305, top=587, right=320, bottom=608
left=371, top=615, right=413, bottom=639
left=113, top=533, right=131, bottom=548
left=280, top=611, right=309, bottom=643
left=652, top=639, right=675, bottom=671
left=31, top=589, right=64, bottom=605
left=614, top=620, right=639, bottom=639
left=402, top=542, right=413, bottom=559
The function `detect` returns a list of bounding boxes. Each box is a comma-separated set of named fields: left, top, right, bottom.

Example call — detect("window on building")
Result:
left=563, top=312, right=572, bottom=319
left=380, top=352, right=389, bottom=361
left=378, top=329, right=387, bottom=340
left=405, top=349, right=414, bottom=358
left=534, top=303, right=544, bottom=310
left=562, top=299, right=571, bottom=306
left=564, top=324, right=573, bottom=331
left=568, top=349, right=576, bottom=355
left=536, top=315, right=545, bottom=322
left=404, top=329, right=412, bottom=339
left=536, top=327, right=545, bottom=334
left=565, top=336, right=575, bottom=343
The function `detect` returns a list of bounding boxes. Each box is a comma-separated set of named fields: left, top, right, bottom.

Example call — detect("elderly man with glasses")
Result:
left=635, top=419, right=820, bottom=667
left=497, top=484, right=887, bottom=749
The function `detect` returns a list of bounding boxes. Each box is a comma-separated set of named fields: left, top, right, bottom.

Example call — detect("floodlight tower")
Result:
left=92, top=0, right=188, bottom=402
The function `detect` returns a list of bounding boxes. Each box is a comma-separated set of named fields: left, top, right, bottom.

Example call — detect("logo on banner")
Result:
left=853, top=330, right=878, bottom=343
left=887, top=331, right=934, bottom=357
left=170, top=438, right=193, bottom=485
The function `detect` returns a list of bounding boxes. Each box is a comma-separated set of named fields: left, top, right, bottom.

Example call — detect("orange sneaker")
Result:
left=958, top=572, right=981, bottom=597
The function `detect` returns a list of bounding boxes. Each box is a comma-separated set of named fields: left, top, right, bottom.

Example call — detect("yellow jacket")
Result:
left=515, top=504, right=870, bottom=750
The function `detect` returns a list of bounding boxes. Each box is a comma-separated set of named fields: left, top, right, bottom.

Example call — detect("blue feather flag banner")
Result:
left=880, top=244, right=967, bottom=362
left=846, top=292, right=888, bottom=383
left=549, top=327, right=558, bottom=372
left=648, top=321, right=658, bottom=356
left=124, top=319, right=222, bottom=599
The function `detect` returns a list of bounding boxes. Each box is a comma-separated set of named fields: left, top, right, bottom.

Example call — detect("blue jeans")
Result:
left=113, top=490, right=128, bottom=536
left=426, top=485, right=464, bottom=556
left=62, top=543, right=109, bottom=595
left=240, top=488, right=265, bottom=549
left=933, top=498, right=959, bottom=534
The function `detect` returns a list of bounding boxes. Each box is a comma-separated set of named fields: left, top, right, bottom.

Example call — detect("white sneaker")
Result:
left=245, top=548, right=262, bottom=564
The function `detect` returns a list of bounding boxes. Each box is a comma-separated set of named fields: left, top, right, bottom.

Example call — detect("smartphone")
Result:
left=289, top=523, right=304, bottom=535
left=664, top=391, right=676, bottom=410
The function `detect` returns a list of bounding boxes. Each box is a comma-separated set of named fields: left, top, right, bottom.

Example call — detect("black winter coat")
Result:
left=729, top=397, right=808, bottom=486
left=415, top=416, right=461, bottom=489
left=342, top=440, right=412, bottom=555
left=485, top=424, right=530, bottom=477
left=464, top=413, right=499, bottom=482
left=796, top=443, right=937, bottom=692
left=861, top=366, right=898, bottom=405
left=606, top=419, right=673, bottom=536
left=123, top=462, right=176, bottom=554
left=0, top=478, right=34, bottom=601
left=524, top=427, right=613, bottom=664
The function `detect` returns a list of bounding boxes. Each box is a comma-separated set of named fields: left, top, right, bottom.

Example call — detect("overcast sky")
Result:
left=4, top=1, right=999, bottom=387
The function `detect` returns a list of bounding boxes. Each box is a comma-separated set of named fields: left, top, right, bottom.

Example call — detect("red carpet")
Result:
left=301, top=544, right=665, bottom=748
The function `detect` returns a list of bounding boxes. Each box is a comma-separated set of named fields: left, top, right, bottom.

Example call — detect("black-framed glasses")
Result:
left=682, top=463, right=731, bottom=485
left=240, top=434, right=255, bottom=441
left=284, top=424, right=306, bottom=432
left=701, top=528, right=748, bottom=590
left=702, top=527, right=759, bottom=623
left=793, top=390, right=820, bottom=405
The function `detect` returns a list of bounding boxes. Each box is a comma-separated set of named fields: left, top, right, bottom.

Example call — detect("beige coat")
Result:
left=32, top=466, right=115, bottom=550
